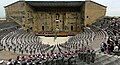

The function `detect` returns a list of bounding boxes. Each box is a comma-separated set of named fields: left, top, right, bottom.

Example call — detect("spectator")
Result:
left=100, top=42, right=107, bottom=53
left=114, top=45, right=119, bottom=52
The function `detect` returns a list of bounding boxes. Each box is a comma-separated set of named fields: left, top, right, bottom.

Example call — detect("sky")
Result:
left=0, top=0, right=120, bottom=18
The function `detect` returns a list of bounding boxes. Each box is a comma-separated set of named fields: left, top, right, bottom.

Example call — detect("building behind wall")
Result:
left=4, top=0, right=107, bottom=35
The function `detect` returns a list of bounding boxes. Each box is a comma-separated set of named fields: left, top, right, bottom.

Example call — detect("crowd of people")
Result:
left=0, top=47, right=95, bottom=65
left=0, top=28, right=52, bottom=55
left=0, top=26, right=96, bottom=65
left=100, top=37, right=119, bottom=54
left=98, top=17, right=120, bottom=54
left=0, top=24, right=104, bottom=65
left=0, top=16, right=119, bottom=65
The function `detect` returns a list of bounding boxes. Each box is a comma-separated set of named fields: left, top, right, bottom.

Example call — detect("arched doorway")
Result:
left=71, top=26, right=73, bottom=31
left=42, top=26, right=44, bottom=31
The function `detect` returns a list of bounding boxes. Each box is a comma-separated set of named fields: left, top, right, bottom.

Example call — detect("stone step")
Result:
left=105, top=58, right=120, bottom=65
left=95, top=55, right=109, bottom=62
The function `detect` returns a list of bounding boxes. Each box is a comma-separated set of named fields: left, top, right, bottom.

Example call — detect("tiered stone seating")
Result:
left=0, top=17, right=119, bottom=65
left=55, top=25, right=112, bottom=65
left=90, top=53, right=120, bottom=65
left=0, top=29, right=53, bottom=54
left=90, top=18, right=120, bottom=65
left=89, top=25, right=108, bottom=49
left=105, top=58, right=120, bottom=65
left=59, top=25, right=108, bottom=52
left=0, top=27, right=18, bottom=50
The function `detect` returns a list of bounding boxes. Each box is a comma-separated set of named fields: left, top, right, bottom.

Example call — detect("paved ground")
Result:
left=0, top=50, right=18, bottom=60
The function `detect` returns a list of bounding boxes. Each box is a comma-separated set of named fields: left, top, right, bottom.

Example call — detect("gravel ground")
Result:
left=0, top=50, right=26, bottom=61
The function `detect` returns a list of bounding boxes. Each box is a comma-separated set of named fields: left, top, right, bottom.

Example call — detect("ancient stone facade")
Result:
left=4, top=1, right=106, bottom=33
left=84, top=1, right=106, bottom=26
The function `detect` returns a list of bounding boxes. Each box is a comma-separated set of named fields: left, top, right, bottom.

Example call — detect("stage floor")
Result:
left=39, top=36, right=72, bottom=45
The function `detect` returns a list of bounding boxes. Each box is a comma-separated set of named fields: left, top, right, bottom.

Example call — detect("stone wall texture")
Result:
left=4, top=1, right=106, bottom=33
